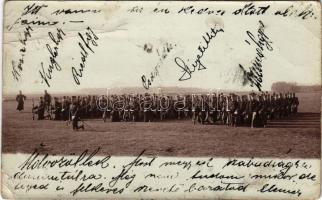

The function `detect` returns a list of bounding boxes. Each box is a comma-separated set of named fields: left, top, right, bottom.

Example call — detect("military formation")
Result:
left=27, top=90, right=300, bottom=130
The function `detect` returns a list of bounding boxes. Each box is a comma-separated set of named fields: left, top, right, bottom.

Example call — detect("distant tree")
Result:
left=271, top=82, right=297, bottom=92
left=271, top=82, right=322, bottom=93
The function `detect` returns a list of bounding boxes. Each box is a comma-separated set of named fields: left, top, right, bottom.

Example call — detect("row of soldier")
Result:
left=31, top=91, right=299, bottom=128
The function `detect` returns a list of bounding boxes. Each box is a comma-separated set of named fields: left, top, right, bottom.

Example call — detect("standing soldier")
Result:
left=151, top=94, right=160, bottom=121
left=231, top=95, right=240, bottom=127
left=266, top=93, right=273, bottom=121
left=246, top=93, right=259, bottom=128
left=123, top=96, right=131, bottom=122
left=53, top=97, right=62, bottom=120
left=209, top=93, right=218, bottom=125
left=258, top=95, right=268, bottom=127
left=143, top=93, right=153, bottom=122
left=159, top=95, right=170, bottom=121
left=192, top=96, right=203, bottom=124
left=79, top=97, right=87, bottom=119
left=175, top=95, right=185, bottom=120
left=218, top=94, right=225, bottom=125
left=223, top=95, right=230, bottom=126
left=129, top=96, right=140, bottom=122
left=61, top=96, right=70, bottom=122
left=226, top=94, right=236, bottom=126
left=16, top=90, right=26, bottom=112
left=270, top=93, right=278, bottom=120
left=245, top=94, right=252, bottom=127
left=36, top=97, right=45, bottom=120
left=43, top=90, right=52, bottom=119
left=238, top=95, right=248, bottom=126
left=43, top=90, right=52, bottom=111
left=291, top=93, right=299, bottom=114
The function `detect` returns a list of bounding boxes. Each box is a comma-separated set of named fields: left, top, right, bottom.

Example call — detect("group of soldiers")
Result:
left=31, top=91, right=97, bottom=130
left=27, top=90, right=300, bottom=130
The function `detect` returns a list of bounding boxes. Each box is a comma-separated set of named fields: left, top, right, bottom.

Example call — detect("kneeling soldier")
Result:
left=69, top=98, right=84, bottom=131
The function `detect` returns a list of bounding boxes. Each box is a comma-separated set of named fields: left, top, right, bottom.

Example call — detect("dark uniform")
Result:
left=53, top=97, right=62, bottom=120
left=69, top=99, right=84, bottom=131
left=291, top=93, right=299, bottom=114
left=44, top=90, right=52, bottom=108
left=61, top=96, right=70, bottom=121
left=246, top=95, right=260, bottom=128
left=258, top=96, right=268, bottom=127
left=37, top=97, right=45, bottom=120
left=16, top=91, right=26, bottom=111
left=143, top=94, right=153, bottom=122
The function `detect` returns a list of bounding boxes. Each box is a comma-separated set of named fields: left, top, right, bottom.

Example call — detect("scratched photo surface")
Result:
left=2, top=1, right=321, bottom=199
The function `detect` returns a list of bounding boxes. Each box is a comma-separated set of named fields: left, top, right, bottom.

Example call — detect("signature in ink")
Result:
left=11, top=25, right=34, bottom=81
left=141, top=42, right=175, bottom=89
left=238, top=20, right=273, bottom=91
left=39, top=28, right=66, bottom=87
left=71, top=27, right=99, bottom=85
left=174, top=25, right=224, bottom=81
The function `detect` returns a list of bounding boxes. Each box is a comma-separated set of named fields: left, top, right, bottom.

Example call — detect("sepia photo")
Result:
left=1, top=1, right=321, bottom=199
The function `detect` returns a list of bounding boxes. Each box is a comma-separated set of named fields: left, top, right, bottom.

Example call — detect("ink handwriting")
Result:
left=174, top=25, right=224, bottom=81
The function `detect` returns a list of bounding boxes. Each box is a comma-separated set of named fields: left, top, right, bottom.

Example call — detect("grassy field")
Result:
left=2, top=92, right=321, bottom=158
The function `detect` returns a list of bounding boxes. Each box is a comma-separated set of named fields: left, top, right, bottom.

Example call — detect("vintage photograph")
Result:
left=1, top=1, right=321, bottom=199
left=3, top=84, right=321, bottom=158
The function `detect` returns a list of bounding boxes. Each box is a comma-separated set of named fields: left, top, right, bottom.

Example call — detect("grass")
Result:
left=2, top=93, right=320, bottom=158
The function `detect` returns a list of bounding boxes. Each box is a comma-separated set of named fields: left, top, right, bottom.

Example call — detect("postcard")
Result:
left=2, top=1, right=321, bottom=199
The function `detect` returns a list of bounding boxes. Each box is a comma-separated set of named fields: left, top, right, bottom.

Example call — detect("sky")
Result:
left=3, top=1, right=321, bottom=94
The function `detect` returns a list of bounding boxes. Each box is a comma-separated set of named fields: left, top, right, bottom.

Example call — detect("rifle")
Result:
left=32, top=98, right=35, bottom=120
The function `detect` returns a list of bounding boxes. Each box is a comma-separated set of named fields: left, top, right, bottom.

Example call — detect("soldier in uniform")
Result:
left=223, top=95, right=230, bottom=126
left=209, top=93, right=218, bottom=125
left=227, top=94, right=236, bottom=126
left=285, top=93, right=292, bottom=117
left=43, top=90, right=52, bottom=112
left=201, top=95, right=210, bottom=124
left=143, top=93, right=153, bottom=122
left=69, top=97, right=84, bottom=131
left=123, top=96, right=131, bottom=122
left=265, top=93, right=273, bottom=121
left=35, top=97, right=45, bottom=120
left=239, top=95, right=248, bottom=126
left=159, top=95, right=170, bottom=121
left=192, top=96, right=203, bottom=124
left=217, top=94, right=225, bottom=125
left=16, top=90, right=26, bottom=112
left=53, top=97, right=62, bottom=120
left=246, top=93, right=260, bottom=128
left=184, top=95, right=193, bottom=119
left=291, top=93, right=299, bottom=114
left=129, top=96, right=140, bottom=122
left=232, top=95, right=242, bottom=127
left=174, top=95, right=185, bottom=120
left=269, top=93, right=278, bottom=120
left=258, top=95, right=268, bottom=127
left=273, top=93, right=280, bottom=120
left=102, top=96, right=111, bottom=122
left=151, top=94, right=160, bottom=121
left=61, top=96, right=70, bottom=121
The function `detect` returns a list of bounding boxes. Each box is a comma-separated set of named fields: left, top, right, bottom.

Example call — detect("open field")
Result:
left=2, top=92, right=321, bottom=158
